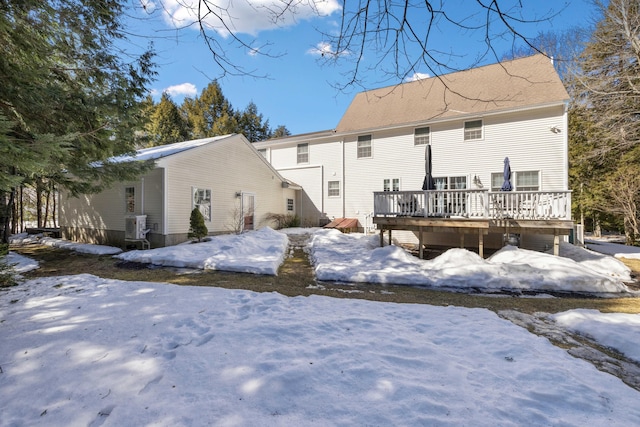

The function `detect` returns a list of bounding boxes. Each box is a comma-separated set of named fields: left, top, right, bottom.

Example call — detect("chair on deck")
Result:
left=397, top=195, right=421, bottom=216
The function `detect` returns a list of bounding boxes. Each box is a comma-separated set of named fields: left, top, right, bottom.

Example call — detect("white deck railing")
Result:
left=373, top=190, right=572, bottom=220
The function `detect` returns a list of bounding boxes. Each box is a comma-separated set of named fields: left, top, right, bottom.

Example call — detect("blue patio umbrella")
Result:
left=501, top=157, right=513, bottom=191
left=422, top=144, right=436, bottom=190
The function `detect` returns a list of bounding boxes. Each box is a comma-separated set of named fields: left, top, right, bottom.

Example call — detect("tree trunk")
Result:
left=36, top=180, right=43, bottom=228
left=594, top=213, right=601, bottom=237
left=19, top=186, right=24, bottom=233
left=1, top=190, right=15, bottom=244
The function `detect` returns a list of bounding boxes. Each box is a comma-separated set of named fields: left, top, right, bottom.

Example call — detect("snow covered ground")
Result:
left=2, top=228, right=640, bottom=426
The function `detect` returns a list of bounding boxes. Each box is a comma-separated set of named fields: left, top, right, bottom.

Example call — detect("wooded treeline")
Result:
left=138, top=82, right=290, bottom=148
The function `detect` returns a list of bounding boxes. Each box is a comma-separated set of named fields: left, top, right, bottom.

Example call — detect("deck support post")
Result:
left=379, top=228, right=384, bottom=247
left=418, top=226, right=424, bottom=259
left=553, top=231, right=560, bottom=256
left=460, top=233, right=465, bottom=249
left=388, top=229, right=392, bottom=245
left=478, top=230, right=484, bottom=258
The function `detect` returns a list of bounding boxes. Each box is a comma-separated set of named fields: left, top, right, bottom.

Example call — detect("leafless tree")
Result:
left=148, top=0, right=562, bottom=88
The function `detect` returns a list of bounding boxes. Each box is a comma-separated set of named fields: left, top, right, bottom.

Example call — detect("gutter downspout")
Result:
left=342, top=139, right=345, bottom=218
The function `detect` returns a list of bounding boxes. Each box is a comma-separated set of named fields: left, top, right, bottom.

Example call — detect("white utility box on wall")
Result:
left=125, top=215, right=147, bottom=240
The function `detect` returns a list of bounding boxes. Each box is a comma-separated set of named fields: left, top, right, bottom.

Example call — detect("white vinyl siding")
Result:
left=161, top=136, right=297, bottom=236
left=414, top=127, right=430, bottom=145
left=464, top=119, right=483, bottom=141
left=357, top=135, right=372, bottom=158
left=257, top=104, right=567, bottom=244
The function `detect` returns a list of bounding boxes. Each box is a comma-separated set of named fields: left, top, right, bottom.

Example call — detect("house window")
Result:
left=433, top=176, right=467, bottom=190
left=287, top=198, right=294, bottom=212
left=414, top=127, right=430, bottom=145
left=297, top=143, right=309, bottom=164
left=464, top=119, right=483, bottom=141
left=193, top=187, right=212, bottom=221
left=125, top=187, right=135, bottom=213
left=383, top=178, right=400, bottom=191
left=328, top=181, right=340, bottom=197
left=357, top=135, right=372, bottom=158
left=515, top=171, right=540, bottom=191
left=491, top=172, right=504, bottom=191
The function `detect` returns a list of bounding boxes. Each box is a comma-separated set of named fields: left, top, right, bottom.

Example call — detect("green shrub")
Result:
left=265, top=213, right=300, bottom=229
left=188, top=208, right=209, bottom=242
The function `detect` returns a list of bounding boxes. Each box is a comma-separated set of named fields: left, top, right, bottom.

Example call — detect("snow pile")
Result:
left=8, top=232, right=122, bottom=255
left=586, top=239, right=640, bottom=260
left=4, top=252, right=39, bottom=274
left=553, top=309, right=640, bottom=363
left=1, top=275, right=639, bottom=426
left=39, top=237, right=123, bottom=255
left=310, top=229, right=632, bottom=293
left=115, top=227, right=288, bottom=275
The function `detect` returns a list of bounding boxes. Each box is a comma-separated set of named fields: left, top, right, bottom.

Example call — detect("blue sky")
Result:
left=125, top=1, right=600, bottom=135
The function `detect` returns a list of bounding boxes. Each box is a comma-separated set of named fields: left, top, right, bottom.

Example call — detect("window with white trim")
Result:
left=357, top=135, right=372, bottom=158
left=515, top=171, right=539, bottom=191
left=258, top=148, right=267, bottom=158
left=491, top=172, right=504, bottom=191
left=464, top=119, right=483, bottom=141
left=434, top=176, right=467, bottom=190
left=328, top=181, right=340, bottom=197
left=125, top=186, right=135, bottom=213
left=287, top=198, right=294, bottom=212
left=414, top=127, right=430, bottom=145
left=297, top=143, right=308, bottom=164
left=383, top=178, right=400, bottom=192
left=193, top=187, right=212, bottom=221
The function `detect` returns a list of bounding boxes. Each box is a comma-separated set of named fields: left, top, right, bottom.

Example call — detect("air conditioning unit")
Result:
left=125, top=215, right=147, bottom=240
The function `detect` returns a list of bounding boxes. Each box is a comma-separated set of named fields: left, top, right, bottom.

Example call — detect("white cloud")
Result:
left=405, top=72, right=431, bottom=82
left=306, top=41, right=349, bottom=57
left=160, top=0, right=341, bottom=37
left=164, top=82, right=198, bottom=97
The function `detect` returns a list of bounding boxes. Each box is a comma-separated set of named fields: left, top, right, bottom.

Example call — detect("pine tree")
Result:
left=271, top=125, right=291, bottom=139
left=0, top=0, right=156, bottom=242
left=238, top=102, right=271, bottom=142
left=182, top=81, right=238, bottom=138
left=146, top=93, right=190, bottom=146
left=188, top=208, right=209, bottom=242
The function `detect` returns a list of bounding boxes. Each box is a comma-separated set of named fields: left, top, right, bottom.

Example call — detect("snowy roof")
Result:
left=112, top=134, right=236, bottom=163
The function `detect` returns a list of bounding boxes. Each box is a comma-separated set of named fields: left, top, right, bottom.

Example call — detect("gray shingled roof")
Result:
left=335, top=54, right=569, bottom=133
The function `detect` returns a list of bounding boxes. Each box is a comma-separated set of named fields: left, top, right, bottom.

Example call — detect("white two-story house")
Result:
left=254, top=54, right=572, bottom=255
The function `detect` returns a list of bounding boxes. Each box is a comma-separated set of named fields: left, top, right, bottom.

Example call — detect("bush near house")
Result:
left=265, top=213, right=300, bottom=229
left=188, top=208, right=208, bottom=242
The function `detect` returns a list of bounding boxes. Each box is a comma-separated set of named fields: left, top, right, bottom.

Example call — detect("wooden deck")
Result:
left=373, top=190, right=574, bottom=258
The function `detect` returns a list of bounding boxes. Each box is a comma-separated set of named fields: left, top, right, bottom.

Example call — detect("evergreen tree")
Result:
left=238, top=102, right=271, bottom=142
left=0, top=0, right=156, bottom=242
left=271, top=125, right=291, bottom=139
left=182, top=81, right=238, bottom=138
left=188, top=208, right=208, bottom=242
left=146, top=93, right=189, bottom=146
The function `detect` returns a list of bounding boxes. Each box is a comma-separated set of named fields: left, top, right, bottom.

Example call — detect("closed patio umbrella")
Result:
left=501, top=157, right=513, bottom=191
left=422, top=144, right=436, bottom=191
